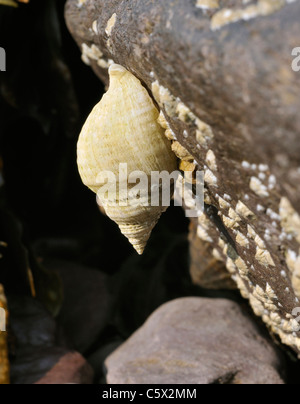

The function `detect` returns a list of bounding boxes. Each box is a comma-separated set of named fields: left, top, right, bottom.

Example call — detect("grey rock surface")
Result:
left=105, top=297, right=284, bottom=384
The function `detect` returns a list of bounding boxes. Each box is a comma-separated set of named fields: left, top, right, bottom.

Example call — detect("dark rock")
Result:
left=8, top=296, right=69, bottom=384
left=105, top=297, right=285, bottom=384
left=11, top=347, right=69, bottom=385
left=8, top=295, right=94, bottom=384
left=35, top=352, right=93, bottom=385
left=45, top=259, right=112, bottom=354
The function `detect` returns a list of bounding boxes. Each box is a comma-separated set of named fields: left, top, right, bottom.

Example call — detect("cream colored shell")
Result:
left=77, top=64, right=177, bottom=254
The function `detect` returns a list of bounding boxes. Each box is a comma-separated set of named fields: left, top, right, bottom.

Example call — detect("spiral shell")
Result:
left=77, top=64, right=177, bottom=254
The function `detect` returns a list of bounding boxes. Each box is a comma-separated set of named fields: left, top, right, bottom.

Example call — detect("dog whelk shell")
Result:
left=77, top=64, right=177, bottom=254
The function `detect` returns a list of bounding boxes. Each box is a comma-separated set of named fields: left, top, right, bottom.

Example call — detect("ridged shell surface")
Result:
left=77, top=64, right=177, bottom=254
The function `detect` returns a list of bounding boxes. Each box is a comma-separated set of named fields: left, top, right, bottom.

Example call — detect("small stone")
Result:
left=35, top=352, right=94, bottom=385
left=105, top=298, right=284, bottom=384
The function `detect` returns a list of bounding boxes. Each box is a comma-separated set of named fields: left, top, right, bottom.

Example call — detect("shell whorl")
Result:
left=77, top=64, right=177, bottom=254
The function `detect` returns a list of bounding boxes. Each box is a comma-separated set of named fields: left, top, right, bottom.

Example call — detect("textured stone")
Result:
left=105, top=297, right=284, bottom=384
left=65, top=0, right=300, bottom=355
